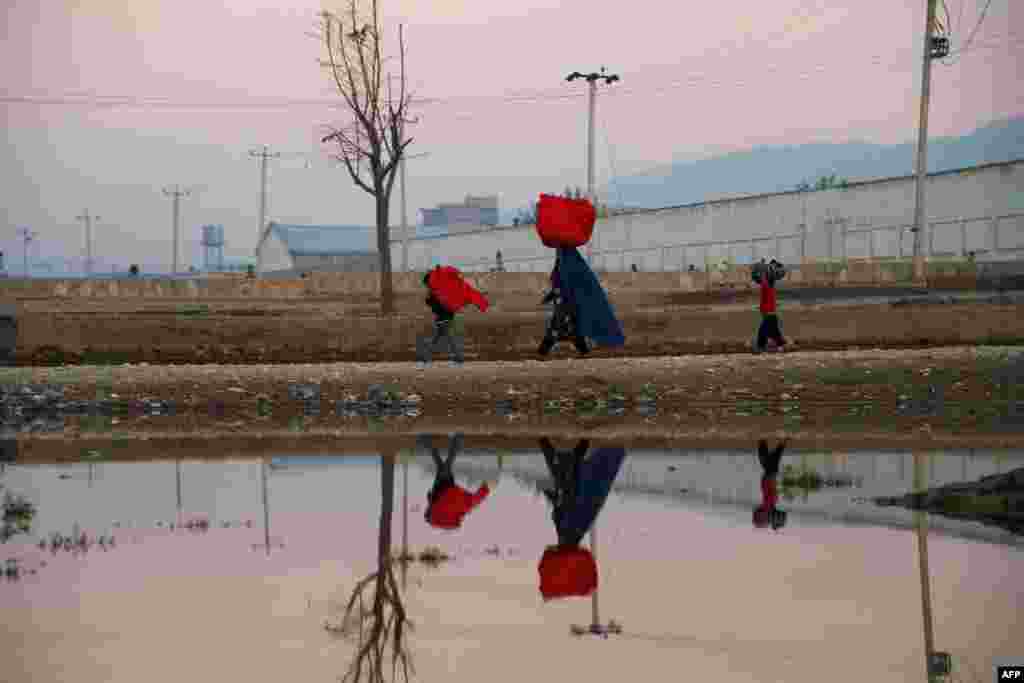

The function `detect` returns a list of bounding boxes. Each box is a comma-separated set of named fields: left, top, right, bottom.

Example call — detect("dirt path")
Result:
left=13, top=300, right=1024, bottom=365
left=5, top=346, right=1022, bottom=451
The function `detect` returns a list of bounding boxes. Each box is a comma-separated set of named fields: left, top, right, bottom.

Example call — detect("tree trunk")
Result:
left=378, top=453, right=396, bottom=576
left=376, top=193, right=395, bottom=316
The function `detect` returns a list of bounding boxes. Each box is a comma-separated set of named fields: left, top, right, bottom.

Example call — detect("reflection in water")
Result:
left=914, top=453, right=953, bottom=682
left=420, top=433, right=493, bottom=531
left=2, top=443, right=1022, bottom=682
left=328, top=450, right=412, bottom=683
left=539, top=437, right=627, bottom=638
left=753, top=439, right=789, bottom=531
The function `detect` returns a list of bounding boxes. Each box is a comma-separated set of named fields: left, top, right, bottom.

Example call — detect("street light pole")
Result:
left=17, top=227, right=36, bottom=279
left=567, top=68, right=619, bottom=265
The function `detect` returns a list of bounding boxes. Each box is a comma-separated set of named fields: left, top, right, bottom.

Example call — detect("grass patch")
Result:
left=394, top=545, right=452, bottom=567
left=178, top=304, right=210, bottom=318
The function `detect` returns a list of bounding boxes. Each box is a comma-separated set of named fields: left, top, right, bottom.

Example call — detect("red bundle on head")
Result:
left=538, top=545, right=598, bottom=601
left=535, top=194, right=596, bottom=249
left=427, top=266, right=489, bottom=313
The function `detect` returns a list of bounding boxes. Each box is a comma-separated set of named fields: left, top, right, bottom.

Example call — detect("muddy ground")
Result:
left=12, top=296, right=1024, bottom=365
left=4, top=347, right=1023, bottom=454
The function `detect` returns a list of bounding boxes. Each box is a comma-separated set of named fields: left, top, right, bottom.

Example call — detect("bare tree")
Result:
left=331, top=453, right=414, bottom=683
left=317, top=1, right=414, bottom=315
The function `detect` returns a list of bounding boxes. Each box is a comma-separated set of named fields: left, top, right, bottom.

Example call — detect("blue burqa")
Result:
left=554, top=447, right=628, bottom=546
left=554, top=247, right=625, bottom=348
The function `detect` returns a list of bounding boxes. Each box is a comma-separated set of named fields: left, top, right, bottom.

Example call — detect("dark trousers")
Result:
left=417, top=318, right=464, bottom=363
left=422, top=433, right=463, bottom=508
left=756, top=314, right=785, bottom=350
left=757, top=439, right=786, bottom=476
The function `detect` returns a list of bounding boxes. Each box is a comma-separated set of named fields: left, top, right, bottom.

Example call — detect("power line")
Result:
left=940, top=0, right=998, bottom=65
left=0, top=32, right=1018, bottom=114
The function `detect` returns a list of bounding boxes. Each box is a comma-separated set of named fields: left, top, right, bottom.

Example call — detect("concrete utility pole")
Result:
left=250, top=145, right=281, bottom=276
left=162, top=186, right=192, bottom=275
left=911, top=0, right=945, bottom=266
left=75, top=210, right=100, bottom=276
left=16, top=227, right=36, bottom=278
left=566, top=68, right=619, bottom=264
left=400, top=149, right=431, bottom=273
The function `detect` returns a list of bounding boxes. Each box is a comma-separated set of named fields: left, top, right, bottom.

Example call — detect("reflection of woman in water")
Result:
left=537, top=437, right=627, bottom=601
left=753, top=439, right=789, bottom=530
left=419, top=433, right=493, bottom=530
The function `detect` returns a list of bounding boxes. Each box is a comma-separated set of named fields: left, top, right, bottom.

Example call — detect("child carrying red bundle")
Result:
left=417, top=265, right=489, bottom=367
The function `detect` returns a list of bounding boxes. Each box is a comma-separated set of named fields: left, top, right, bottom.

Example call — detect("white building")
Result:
left=390, top=159, right=1024, bottom=273
left=256, top=222, right=378, bottom=274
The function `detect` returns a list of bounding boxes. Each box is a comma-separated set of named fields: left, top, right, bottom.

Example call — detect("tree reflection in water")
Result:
left=333, top=452, right=414, bottom=683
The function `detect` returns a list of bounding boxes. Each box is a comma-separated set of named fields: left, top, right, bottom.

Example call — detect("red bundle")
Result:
left=538, top=545, right=598, bottom=601
left=535, top=194, right=596, bottom=249
left=426, top=266, right=489, bottom=314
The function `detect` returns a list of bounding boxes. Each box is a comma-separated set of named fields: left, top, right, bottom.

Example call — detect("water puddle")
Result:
left=1, top=436, right=1022, bottom=683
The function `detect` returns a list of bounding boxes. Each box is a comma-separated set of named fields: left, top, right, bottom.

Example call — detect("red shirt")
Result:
left=761, top=477, right=778, bottom=508
left=759, top=281, right=777, bottom=314
left=426, top=483, right=490, bottom=530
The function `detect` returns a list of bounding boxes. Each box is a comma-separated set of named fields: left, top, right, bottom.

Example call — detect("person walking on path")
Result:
left=417, top=266, right=489, bottom=368
left=753, top=259, right=787, bottom=354
left=538, top=248, right=624, bottom=357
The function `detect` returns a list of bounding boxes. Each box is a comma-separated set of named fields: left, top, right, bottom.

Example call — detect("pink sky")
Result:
left=1, top=0, right=1020, bottom=271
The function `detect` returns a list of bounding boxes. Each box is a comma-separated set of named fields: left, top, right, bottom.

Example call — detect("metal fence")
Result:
left=450, top=212, right=1024, bottom=273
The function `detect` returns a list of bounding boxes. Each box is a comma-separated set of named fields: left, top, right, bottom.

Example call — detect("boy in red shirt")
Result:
left=754, top=259, right=787, bottom=354
left=420, top=433, right=494, bottom=530
left=753, top=438, right=789, bottom=530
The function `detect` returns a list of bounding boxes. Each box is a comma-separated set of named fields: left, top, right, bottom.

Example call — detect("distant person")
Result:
left=538, top=248, right=624, bottom=357
left=420, top=433, right=494, bottom=531
left=688, top=264, right=697, bottom=273
left=753, top=438, right=789, bottom=531
left=537, top=437, right=627, bottom=601
left=630, top=263, right=638, bottom=273
left=753, top=259, right=787, bottom=354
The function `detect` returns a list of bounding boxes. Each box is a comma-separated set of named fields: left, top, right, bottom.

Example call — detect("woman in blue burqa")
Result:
left=539, top=247, right=625, bottom=356
left=537, top=437, right=628, bottom=600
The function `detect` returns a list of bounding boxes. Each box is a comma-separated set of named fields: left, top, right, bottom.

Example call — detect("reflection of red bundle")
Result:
left=535, top=194, right=596, bottom=248
left=538, top=545, right=598, bottom=601
left=427, top=266, right=489, bottom=313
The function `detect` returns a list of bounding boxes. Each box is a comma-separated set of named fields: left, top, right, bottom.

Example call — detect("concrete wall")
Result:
left=388, top=160, right=1024, bottom=272
left=0, top=256, right=1004, bottom=300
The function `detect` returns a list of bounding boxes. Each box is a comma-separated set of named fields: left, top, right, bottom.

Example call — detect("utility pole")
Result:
left=250, top=145, right=281, bottom=276
left=16, top=227, right=37, bottom=278
left=75, top=210, right=100, bottom=276
left=400, top=149, right=431, bottom=273
left=571, top=521, right=622, bottom=638
left=566, top=67, right=619, bottom=264
left=162, top=185, right=192, bottom=275
left=911, top=0, right=946, bottom=270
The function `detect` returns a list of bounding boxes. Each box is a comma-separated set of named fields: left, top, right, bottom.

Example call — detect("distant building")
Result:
left=421, top=194, right=500, bottom=232
left=256, top=222, right=379, bottom=274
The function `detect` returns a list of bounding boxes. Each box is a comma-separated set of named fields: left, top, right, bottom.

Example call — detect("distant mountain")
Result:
left=605, top=117, right=1024, bottom=209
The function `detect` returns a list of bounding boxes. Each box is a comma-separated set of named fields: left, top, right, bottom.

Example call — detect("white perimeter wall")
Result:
left=391, top=161, right=1024, bottom=272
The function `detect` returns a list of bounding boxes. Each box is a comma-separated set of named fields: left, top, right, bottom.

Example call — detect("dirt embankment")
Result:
left=12, top=298, right=1024, bottom=366
left=4, top=347, right=1023, bottom=450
